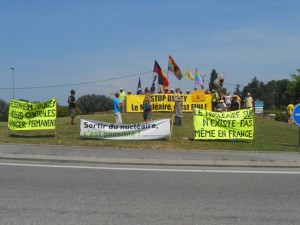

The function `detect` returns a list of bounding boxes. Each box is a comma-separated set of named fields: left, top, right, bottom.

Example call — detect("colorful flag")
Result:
left=184, top=68, right=194, bottom=80
left=136, top=77, right=142, bottom=94
left=153, top=60, right=169, bottom=87
left=168, top=55, right=183, bottom=80
left=195, top=68, right=204, bottom=89
left=150, top=75, right=157, bottom=93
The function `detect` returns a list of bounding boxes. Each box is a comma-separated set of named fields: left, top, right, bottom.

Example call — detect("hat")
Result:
left=138, top=88, right=142, bottom=90
left=128, top=90, right=131, bottom=93
left=187, top=89, right=190, bottom=92
left=247, top=93, right=251, bottom=95
left=220, top=100, right=224, bottom=103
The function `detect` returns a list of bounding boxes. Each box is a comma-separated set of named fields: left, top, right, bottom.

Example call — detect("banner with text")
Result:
left=194, top=108, right=254, bottom=140
left=8, top=99, right=57, bottom=130
left=126, top=92, right=212, bottom=113
left=80, top=118, right=171, bottom=140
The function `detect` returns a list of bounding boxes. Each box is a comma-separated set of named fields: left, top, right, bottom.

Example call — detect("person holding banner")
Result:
left=114, top=92, right=124, bottom=124
left=68, top=89, right=79, bottom=126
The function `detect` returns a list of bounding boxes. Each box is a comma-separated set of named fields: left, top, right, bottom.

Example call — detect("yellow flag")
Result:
left=184, top=68, right=194, bottom=80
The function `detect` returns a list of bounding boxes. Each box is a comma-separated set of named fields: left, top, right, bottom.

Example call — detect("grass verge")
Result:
left=1, top=112, right=300, bottom=152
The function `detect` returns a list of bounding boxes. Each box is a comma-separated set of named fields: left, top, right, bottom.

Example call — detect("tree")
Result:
left=209, top=69, right=218, bottom=91
left=0, top=99, right=9, bottom=122
left=241, top=77, right=265, bottom=103
left=263, top=79, right=290, bottom=109
left=287, top=69, right=300, bottom=103
left=234, top=84, right=242, bottom=97
left=78, top=94, right=113, bottom=114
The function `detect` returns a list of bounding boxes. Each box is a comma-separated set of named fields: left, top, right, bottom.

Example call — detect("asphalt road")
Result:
left=0, top=162, right=299, bottom=225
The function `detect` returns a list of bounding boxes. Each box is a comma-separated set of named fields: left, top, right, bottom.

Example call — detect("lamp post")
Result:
left=10, top=66, right=14, bottom=99
left=272, top=91, right=275, bottom=109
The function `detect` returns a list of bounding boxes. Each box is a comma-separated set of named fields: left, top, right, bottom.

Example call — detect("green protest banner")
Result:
left=194, top=108, right=254, bottom=140
left=8, top=99, right=57, bottom=130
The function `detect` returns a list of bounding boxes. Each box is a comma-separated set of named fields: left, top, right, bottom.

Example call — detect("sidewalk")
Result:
left=0, top=143, right=300, bottom=168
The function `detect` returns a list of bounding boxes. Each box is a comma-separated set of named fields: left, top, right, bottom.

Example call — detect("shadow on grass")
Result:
left=9, top=134, right=55, bottom=138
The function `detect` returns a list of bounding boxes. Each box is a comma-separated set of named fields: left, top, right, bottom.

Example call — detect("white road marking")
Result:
left=0, top=162, right=300, bottom=174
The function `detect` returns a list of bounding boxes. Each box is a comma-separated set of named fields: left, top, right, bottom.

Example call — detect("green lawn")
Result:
left=1, top=112, right=300, bottom=152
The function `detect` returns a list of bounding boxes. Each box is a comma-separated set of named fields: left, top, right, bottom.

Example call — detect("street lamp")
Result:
left=10, top=66, right=14, bottom=99
left=272, top=91, right=275, bottom=109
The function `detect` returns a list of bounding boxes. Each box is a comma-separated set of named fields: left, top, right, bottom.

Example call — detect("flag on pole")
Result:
left=136, top=77, right=142, bottom=94
left=168, top=55, right=183, bottom=80
left=184, top=68, right=194, bottom=80
left=195, top=68, right=204, bottom=89
left=153, top=60, right=169, bottom=87
left=150, top=75, right=157, bottom=93
left=213, top=72, right=225, bottom=94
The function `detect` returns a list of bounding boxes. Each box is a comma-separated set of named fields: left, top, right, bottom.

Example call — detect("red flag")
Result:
left=153, top=60, right=169, bottom=87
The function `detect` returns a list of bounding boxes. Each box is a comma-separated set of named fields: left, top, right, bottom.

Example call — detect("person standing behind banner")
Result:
left=119, top=88, right=126, bottom=113
left=224, top=91, right=232, bottom=111
left=231, top=95, right=240, bottom=111
left=143, top=93, right=152, bottom=122
left=244, top=92, right=254, bottom=108
left=174, top=95, right=183, bottom=126
left=114, top=92, right=124, bottom=124
left=68, top=89, right=79, bottom=126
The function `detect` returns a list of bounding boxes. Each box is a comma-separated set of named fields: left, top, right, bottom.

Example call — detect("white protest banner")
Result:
left=80, top=119, right=170, bottom=140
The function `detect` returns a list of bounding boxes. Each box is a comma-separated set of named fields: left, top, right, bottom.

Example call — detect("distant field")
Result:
left=1, top=112, right=299, bottom=152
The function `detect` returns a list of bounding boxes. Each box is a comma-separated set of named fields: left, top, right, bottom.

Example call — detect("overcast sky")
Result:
left=1, top=0, right=300, bottom=105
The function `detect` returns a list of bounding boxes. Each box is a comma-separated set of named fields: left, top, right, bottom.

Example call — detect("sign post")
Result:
left=292, top=104, right=300, bottom=146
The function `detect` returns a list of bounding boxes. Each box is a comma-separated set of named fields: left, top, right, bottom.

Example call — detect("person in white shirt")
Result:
left=244, top=93, right=253, bottom=108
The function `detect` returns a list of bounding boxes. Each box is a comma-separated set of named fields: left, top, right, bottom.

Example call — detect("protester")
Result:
left=114, top=92, right=124, bottom=124
left=137, top=88, right=143, bottom=95
left=144, top=87, right=150, bottom=94
left=244, top=92, right=253, bottom=108
left=68, top=89, right=79, bottom=126
left=143, top=93, right=152, bottom=122
left=119, top=88, right=126, bottom=113
left=211, top=91, right=218, bottom=111
left=217, top=99, right=227, bottom=112
left=174, top=95, right=183, bottom=126
left=224, top=91, right=232, bottom=111
left=231, top=95, right=241, bottom=111
left=287, top=102, right=295, bottom=124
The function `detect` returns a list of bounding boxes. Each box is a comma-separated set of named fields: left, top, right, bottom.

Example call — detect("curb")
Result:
left=1, top=153, right=300, bottom=168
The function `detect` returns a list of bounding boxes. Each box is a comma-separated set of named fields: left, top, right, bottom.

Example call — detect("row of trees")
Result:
left=0, top=69, right=299, bottom=121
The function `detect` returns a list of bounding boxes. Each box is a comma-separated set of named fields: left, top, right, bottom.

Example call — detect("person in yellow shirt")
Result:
left=287, top=102, right=294, bottom=124
left=119, top=88, right=126, bottom=113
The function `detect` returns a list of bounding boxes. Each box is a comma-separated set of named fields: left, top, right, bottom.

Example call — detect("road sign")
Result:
left=292, top=104, right=300, bottom=126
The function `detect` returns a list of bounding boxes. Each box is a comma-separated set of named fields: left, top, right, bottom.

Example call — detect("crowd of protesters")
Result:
left=207, top=90, right=253, bottom=112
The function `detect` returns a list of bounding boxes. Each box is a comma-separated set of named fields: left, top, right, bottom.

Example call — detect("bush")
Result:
left=57, top=105, right=81, bottom=118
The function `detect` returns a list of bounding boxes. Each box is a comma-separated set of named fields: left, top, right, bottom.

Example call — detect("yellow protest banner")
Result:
left=8, top=98, right=57, bottom=130
left=191, top=90, right=206, bottom=102
left=126, top=94, right=212, bottom=112
left=194, top=108, right=254, bottom=140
